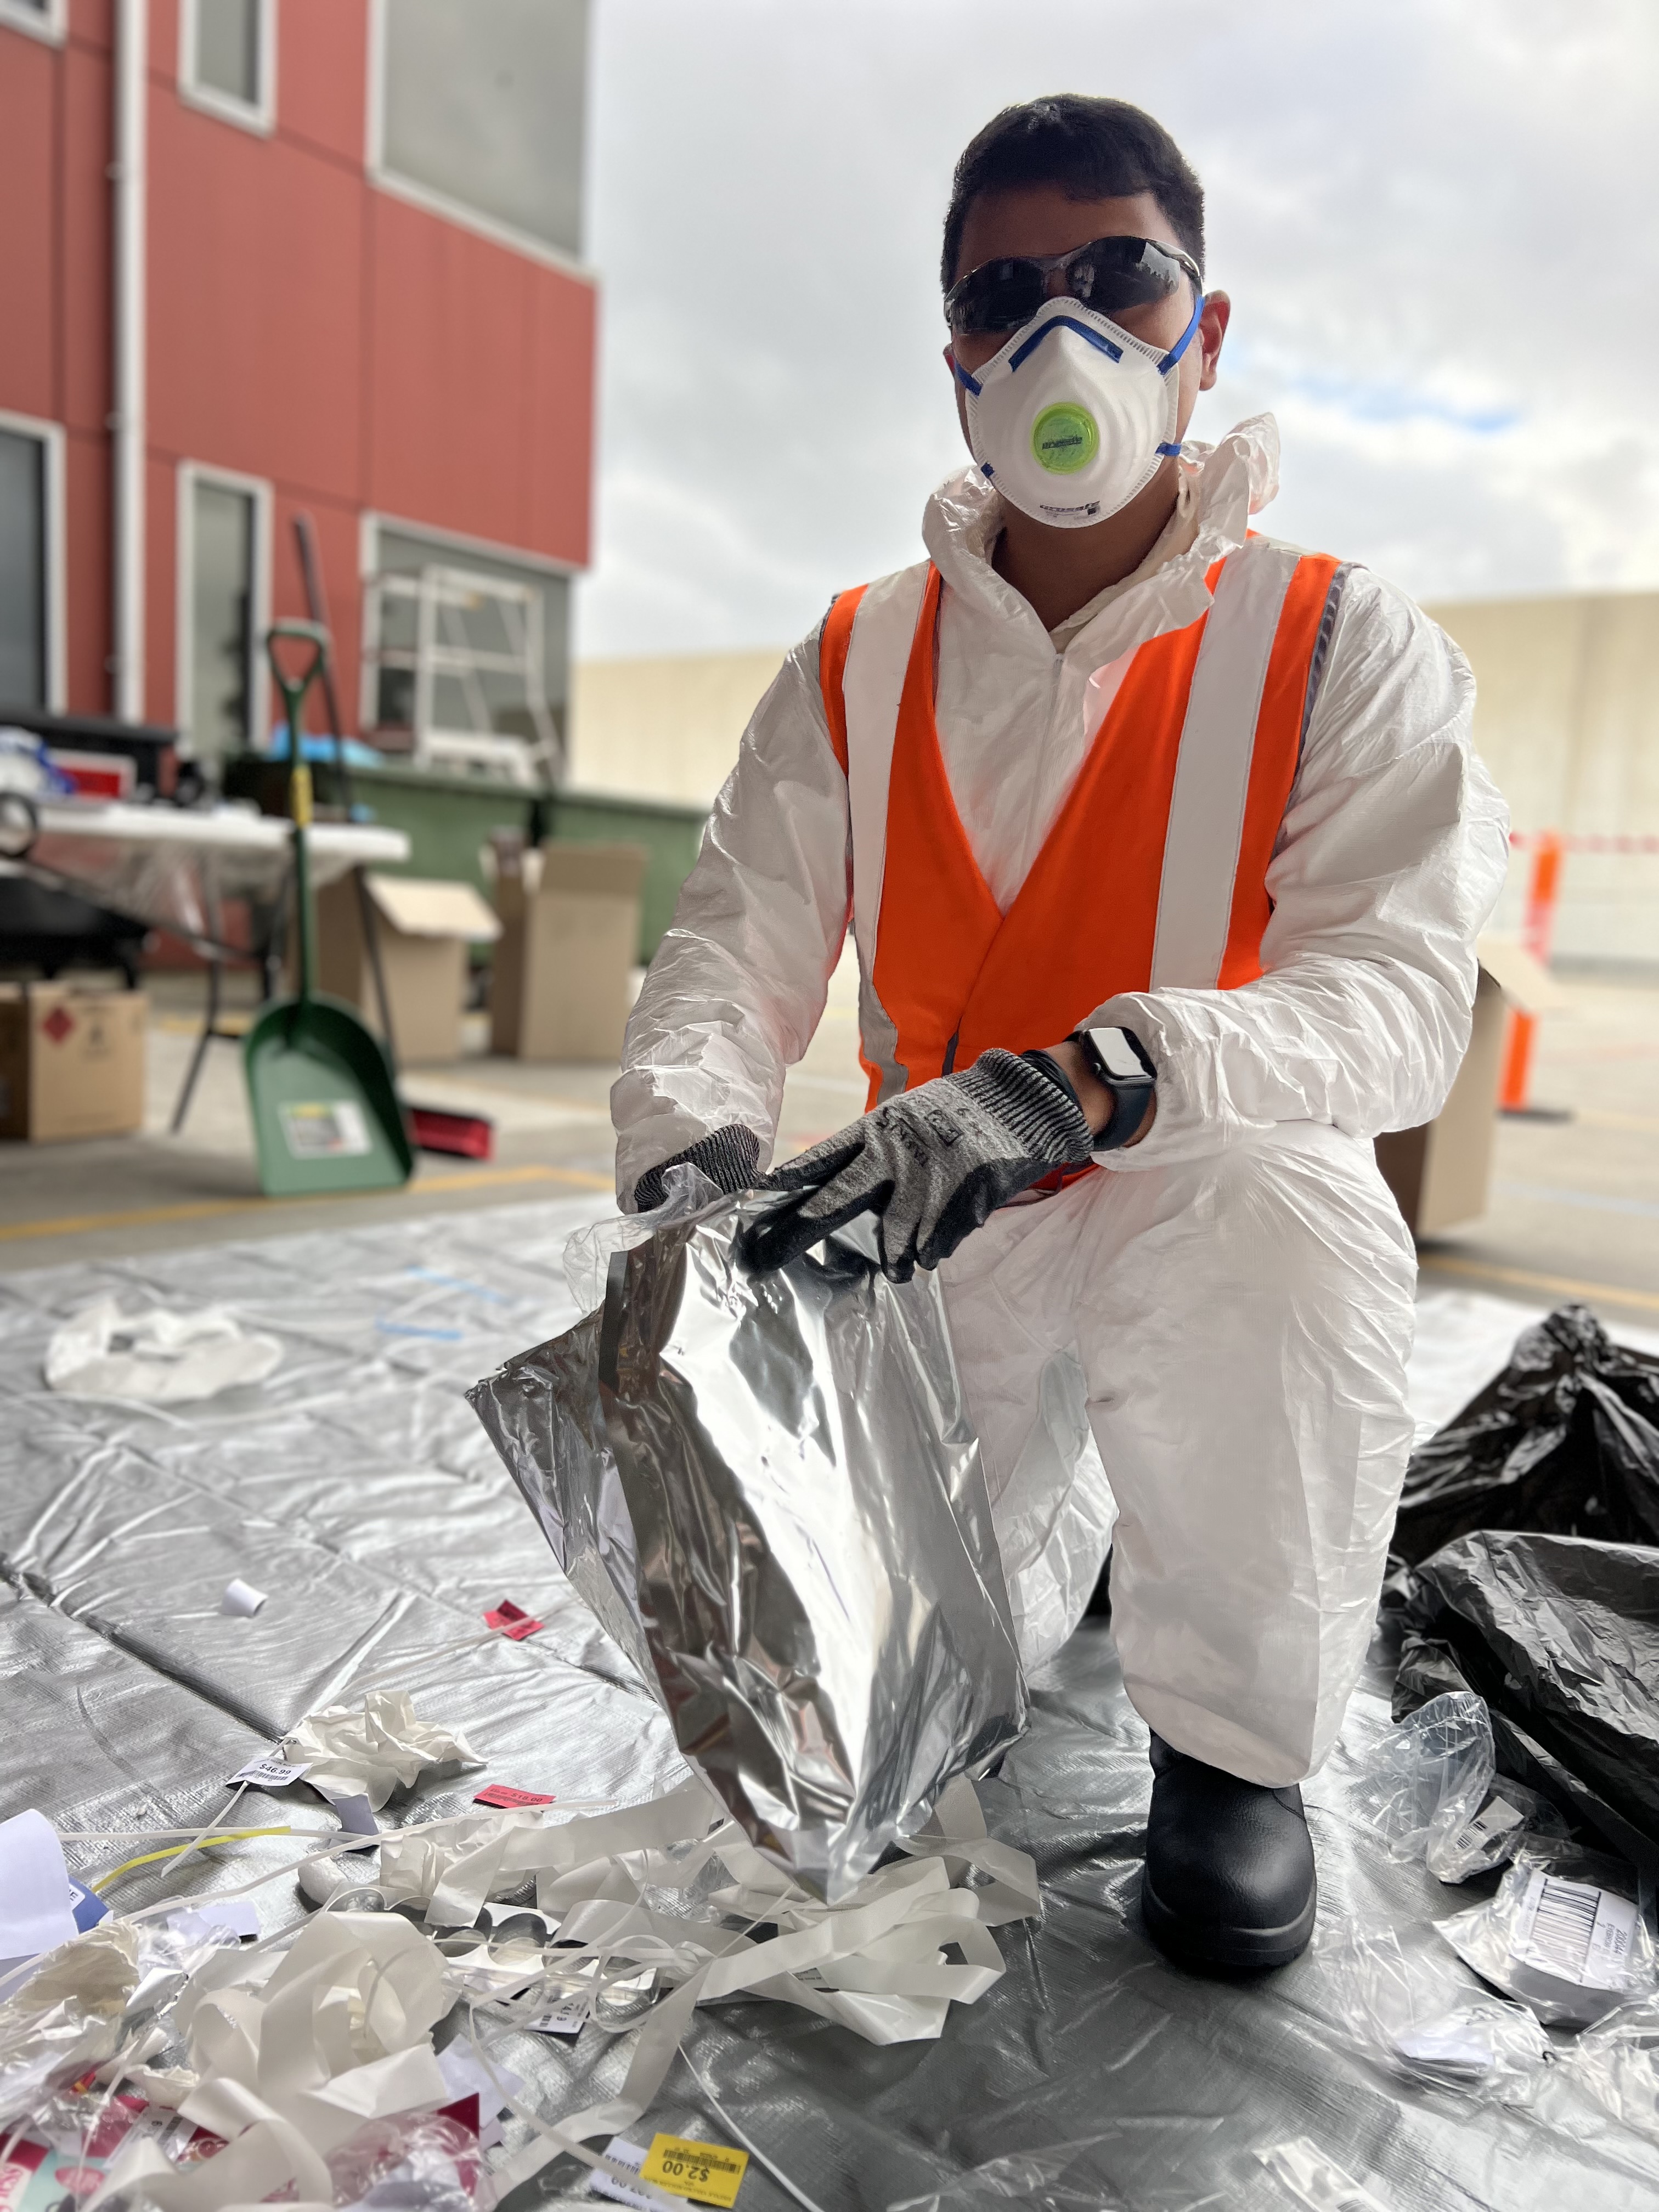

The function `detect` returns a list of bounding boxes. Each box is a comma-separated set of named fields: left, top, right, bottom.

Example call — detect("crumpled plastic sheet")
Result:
left=4, top=1215, right=1659, bottom=2209
left=44, top=1299, right=284, bottom=1403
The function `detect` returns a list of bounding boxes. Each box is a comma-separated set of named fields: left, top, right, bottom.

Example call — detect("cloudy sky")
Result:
left=575, top=0, right=1658, bottom=661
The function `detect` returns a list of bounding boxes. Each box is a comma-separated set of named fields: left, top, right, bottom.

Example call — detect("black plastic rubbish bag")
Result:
left=1395, top=1528, right=1659, bottom=1876
left=1390, top=1304, right=1659, bottom=1568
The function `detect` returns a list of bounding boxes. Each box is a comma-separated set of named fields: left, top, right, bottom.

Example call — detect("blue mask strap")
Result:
left=952, top=355, right=983, bottom=397
left=1158, top=291, right=1205, bottom=377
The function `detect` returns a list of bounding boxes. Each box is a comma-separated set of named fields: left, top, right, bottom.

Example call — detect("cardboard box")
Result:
left=1373, top=936, right=1570, bottom=1237
left=0, top=984, right=146, bottom=1141
left=490, top=842, right=648, bottom=1062
left=314, top=872, right=500, bottom=1066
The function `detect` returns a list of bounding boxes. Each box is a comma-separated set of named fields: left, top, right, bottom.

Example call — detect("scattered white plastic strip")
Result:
left=9, top=1684, right=1033, bottom=2212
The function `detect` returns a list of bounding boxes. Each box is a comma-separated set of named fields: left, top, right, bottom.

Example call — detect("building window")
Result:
left=371, top=0, right=588, bottom=262
left=177, top=466, right=269, bottom=771
left=362, top=520, right=569, bottom=780
left=0, top=0, right=68, bottom=47
left=179, top=0, right=276, bottom=133
left=0, top=416, right=64, bottom=713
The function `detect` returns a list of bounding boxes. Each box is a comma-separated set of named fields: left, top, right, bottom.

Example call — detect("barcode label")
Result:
left=587, top=2137, right=655, bottom=2211
left=1511, top=1871, right=1638, bottom=1991
left=279, top=1101, right=371, bottom=1158
left=1461, top=1796, right=1525, bottom=1846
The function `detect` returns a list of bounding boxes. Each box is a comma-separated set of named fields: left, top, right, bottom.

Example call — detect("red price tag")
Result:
left=484, top=1599, right=543, bottom=1640
left=474, top=1783, right=555, bottom=1809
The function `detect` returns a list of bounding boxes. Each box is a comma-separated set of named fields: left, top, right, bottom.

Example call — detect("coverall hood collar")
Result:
left=922, top=414, right=1282, bottom=657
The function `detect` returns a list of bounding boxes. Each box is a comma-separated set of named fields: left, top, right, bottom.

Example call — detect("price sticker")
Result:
left=484, top=1599, right=544, bottom=1641
left=522, top=1997, right=586, bottom=2037
left=639, top=2136, right=748, bottom=2208
left=475, top=1784, right=555, bottom=1809
left=228, top=1755, right=310, bottom=1790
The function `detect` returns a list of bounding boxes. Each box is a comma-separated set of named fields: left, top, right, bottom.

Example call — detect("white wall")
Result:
left=1426, top=590, right=1659, bottom=964
left=567, top=648, right=785, bottom=808
left=570, top=588, right=1659, bottom=966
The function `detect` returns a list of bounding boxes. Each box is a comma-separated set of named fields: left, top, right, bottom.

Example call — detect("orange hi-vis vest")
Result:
left=818, top=537, right=1348, bottom=1110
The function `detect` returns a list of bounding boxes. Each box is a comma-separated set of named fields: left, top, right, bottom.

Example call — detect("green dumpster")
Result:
left=223, top=755, right=707, bottom=964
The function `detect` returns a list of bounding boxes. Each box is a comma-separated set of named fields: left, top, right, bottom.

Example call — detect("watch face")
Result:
left=1089, top=1028, right=1149, bottom=1084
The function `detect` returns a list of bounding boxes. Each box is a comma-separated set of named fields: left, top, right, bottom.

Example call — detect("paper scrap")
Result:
left=69, top=1876, right=110, bottom=1933
left=228, top=1754, right=311, bottom=1790
left=318, top=1788, right=380, bottom=1842
left=640, top=2135, right=749, bottom=2207
left=474, top=1784, right=555, bottom=1809
left=281, top=1689, right=479, bottom=1809
left=587, top=2138, right=657, bottom=2211
left=165, top=1898, right=261, bottom=1943
left=221, top=1578, right=268, bottom=1617
left=1393, top=2016, right=1494, bottom=2074
left=0, top=1809, right=78, bottom=1966
left=484, top=1599, right=543, bottom=1641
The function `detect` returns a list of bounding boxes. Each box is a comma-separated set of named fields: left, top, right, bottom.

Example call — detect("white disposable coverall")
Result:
left=613, top=416, right=1511, bottom=1786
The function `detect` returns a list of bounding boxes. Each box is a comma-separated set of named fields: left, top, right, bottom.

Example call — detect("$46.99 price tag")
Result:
left=639, top=2135, right=749, bottom=2207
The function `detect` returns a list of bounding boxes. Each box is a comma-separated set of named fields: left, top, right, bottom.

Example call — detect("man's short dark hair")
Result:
left=941, top=95, right=1205, bottom=291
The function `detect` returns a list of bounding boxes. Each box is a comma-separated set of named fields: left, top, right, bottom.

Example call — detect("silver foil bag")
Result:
left=468, top=1197, right=1028, bottom=1898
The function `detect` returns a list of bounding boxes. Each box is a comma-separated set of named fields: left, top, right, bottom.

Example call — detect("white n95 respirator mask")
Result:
left=956, top=291, right=1203, bottom=529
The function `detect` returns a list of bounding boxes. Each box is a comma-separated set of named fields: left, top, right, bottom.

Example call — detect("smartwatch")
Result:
left=1071, top=1026, right=1156, bottom=1152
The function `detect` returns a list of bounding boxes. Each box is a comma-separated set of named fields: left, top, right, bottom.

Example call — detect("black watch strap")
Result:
left=1072, top=1026, right=1155, bottom=1152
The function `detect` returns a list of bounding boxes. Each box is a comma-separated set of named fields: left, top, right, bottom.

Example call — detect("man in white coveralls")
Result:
left=612, top=94, right=1509, bottom=1974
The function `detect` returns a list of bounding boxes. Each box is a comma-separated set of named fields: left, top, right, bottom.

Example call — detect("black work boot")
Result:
left=1139, top=1731, right=1316, bottom=1974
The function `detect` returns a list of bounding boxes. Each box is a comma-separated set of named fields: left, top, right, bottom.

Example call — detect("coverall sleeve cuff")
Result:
left=1076, top=991, right=1245, bottom=1171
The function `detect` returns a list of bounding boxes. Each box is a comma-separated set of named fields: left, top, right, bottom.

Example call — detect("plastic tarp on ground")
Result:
left=3, top=1204, right=1658, bottom=2212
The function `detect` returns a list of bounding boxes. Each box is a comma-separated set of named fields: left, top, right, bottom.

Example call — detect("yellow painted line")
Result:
left=416, top=1164, right=612, bottom=1194
left=1420, top=1251, right=1659, bottom=1316
left=0, top=1198, right=257, bottom=1243
left=0, top=1163, right=612, bottom=1245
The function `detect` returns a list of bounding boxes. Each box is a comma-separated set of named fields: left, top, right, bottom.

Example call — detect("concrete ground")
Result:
left=0, top=956, right=1656, bottom=1343
left=0, top=953, right=873, bottom=1273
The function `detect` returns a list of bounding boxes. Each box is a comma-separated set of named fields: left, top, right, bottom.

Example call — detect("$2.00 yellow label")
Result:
left=639, top=2135, right=749, bottom=2207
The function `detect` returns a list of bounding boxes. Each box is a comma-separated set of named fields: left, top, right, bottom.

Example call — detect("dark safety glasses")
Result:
left=944, top=234, right=1203, bottom=337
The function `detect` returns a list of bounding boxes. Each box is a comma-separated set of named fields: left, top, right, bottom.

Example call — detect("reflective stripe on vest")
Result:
left=821, top=539, right=1344, bottom=1105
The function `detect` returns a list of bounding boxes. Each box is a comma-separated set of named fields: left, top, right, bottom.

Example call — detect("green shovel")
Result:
left=242, top=622, right=413, bottom=1198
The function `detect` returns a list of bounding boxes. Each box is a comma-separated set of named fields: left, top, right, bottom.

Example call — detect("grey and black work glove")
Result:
left=742, top=1048, right=1093, bottom=1282
left=633, top=1125, right=760, bottom=1215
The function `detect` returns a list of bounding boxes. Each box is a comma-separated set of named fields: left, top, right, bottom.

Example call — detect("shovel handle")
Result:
left=267, top=620, right=331, bottom=1006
